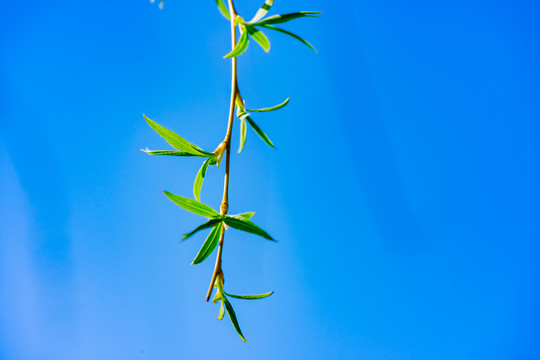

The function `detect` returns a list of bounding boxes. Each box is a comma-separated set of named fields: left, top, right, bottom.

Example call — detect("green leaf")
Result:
left=141, top=149, right=201, bottom=157
left=217, top=301, right=225, bottom=320
left=224, top=291, right=274, bottom=300
left=235, top=16, right=246, bottom=25
left=192, top=222, right=223, bottom=264
left=162, top=191, right=220, bottom=218
left=193, top=158, right=211, bottom=202
left=212, top=288, right=225, bottom=304
left=236, top=107, right=249, bottom=120
left=261, top=25, right=318, bottom=52
left=238, top=117, right=247, bottom=153
left=222, top=216, right=274, bottom=241
left=246, top=116, right=274, bottom=148
left=224, top=26, right=249, bottom=58
left=215, top=0, right=230, bottom=19
left=249, top=0, right=273, bottom=23
left=143, top=114, right=215, bottom=157
left=231, top=212, right=255, bottom=220
left=182, top=218, right=221, bottom=242
left=247, top=26, right=270, bottom=52
left=247, top=97, right=290, bottom=112
left=223, top=298, right=247, bottom=341
left=255, top=11, right=321, bottom=26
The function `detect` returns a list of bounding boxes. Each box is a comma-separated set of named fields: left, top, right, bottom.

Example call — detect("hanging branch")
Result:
left=143, top=0, right=319, bottom=341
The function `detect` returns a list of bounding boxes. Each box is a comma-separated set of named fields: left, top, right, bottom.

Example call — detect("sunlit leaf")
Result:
left=212, top=288, right=225, bottom=304
left=238, top=117, right=247, bottom=153
left=235, top=93, right=245, bottom=110
left=254, top=11, right=321, bottom=26
left=261, top=25, right=318, bottom=52
left=162, top=191, right=220, bottom=218
left=235, top=16, right=246, bottom=25
left=230, top=212, right=255, bottom=220
left=247, top=97, right=289, bottom=112
left=193, top=158, right=211, bottom=202
left=249, top=0, right=273, bottom=23
left=224, top=26, right=249, bottom=58
left=217, top=301, right=225, bottom=320
left=224, top=291, right=274, bottom=300
left=215, top=0, right=230, bottom=19
left=192, top=222, right=223, bottom=264
left=236, top=107, right=250, bottom=120
left=246, top=116, right=274, bottom=148
left=223, top=298, right=247, bottom=341
left=182, top=218, right=221, bottom=242
left=141, top=149, right=201, bottom=157
left=222, top=216, right=274, bottom=241
left=247, top=26, right=270, bottom=52
left=143, top=114, right=215, bottom=157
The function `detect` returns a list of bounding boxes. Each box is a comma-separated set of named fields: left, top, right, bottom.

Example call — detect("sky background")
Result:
left=1, top=0, right=539, bottom=359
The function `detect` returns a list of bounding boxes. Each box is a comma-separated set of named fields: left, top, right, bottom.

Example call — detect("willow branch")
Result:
left=206, top=0, right=238, bottom=302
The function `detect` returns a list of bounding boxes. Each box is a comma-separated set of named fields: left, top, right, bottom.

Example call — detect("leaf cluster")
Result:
left=212, top=276, right=273, bottom=341
left=142, top=115, right=219, bottom=202
left=161, top=191, right=274, bottom=263
left=216, top=0, right=320, bottom=56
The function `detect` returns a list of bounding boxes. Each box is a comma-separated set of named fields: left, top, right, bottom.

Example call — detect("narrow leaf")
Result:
left=217, top=301, right=225, bottom=320
left=237, top=107, right=250, bottom=120
left=235, top=93, right=245, bottom=110
left=249, top=0, right=273, bottom=23
left=162, top=191, right=220, bottom=218
left=246, top=116, right=274, bottom=148
left=192, top=222, right=223, bottom=264
left=247, top=97, right=290, bottom=112
left=193, top=158, right=211, bottom=202
left=143, top=114, right=215, bottom=157
left=231, top=212, right=255, bottom=220
left=255, top=11, right=321, bottom=26
left=238, top=117, right=247, bottom=153
left=224, top=291, right=274, bottom=300
left=141, top=149, right=200, bottom=157
left=223, top=298, right=247, bottom=341
left=182, top=218, right=221, bottom=242
left=261, top=25, right=318, bottom=52
left=222, top=216, right=275, bottom=241
left=212, top=289, right=224, bottom=304
left=247, top=26, right=270, bottom=52
left=215, top=0, right=230, bottom=19
left=224, top=26, right=249, bottom=58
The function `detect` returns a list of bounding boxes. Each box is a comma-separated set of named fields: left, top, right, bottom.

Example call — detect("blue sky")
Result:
left=1, top=0, right=539, bottom=359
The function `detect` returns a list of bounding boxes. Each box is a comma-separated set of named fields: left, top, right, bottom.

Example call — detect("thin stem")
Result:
left=206, top=0, right=238, bottom=302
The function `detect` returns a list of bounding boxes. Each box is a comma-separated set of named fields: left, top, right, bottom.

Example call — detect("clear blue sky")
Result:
left=1, top=0, right=539, bottom=359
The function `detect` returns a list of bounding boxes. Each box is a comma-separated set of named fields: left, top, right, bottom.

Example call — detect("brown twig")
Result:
left=206, top=0, right=238, bottom=302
